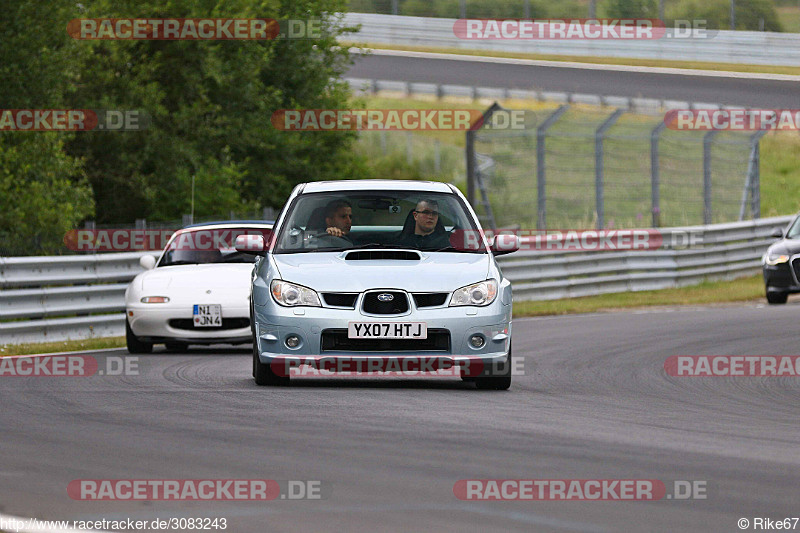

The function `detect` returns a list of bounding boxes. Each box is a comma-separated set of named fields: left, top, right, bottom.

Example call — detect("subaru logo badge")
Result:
left=377, top=293, right=394, bottom=302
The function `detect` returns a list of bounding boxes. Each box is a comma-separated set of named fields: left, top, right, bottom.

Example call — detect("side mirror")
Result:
left=235, top=234, right=266, bottom=255
left=490, top=234, right=521, bottom=255
left=771, top=228, right=784, bottom=239
left=139, top=254, right=156, bottom=270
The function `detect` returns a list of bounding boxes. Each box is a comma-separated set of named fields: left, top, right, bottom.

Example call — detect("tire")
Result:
left=126, top=319, right=152, bottom=354
left=252, top=329, right=289, bottom=386
left=767, top=291, right=788, bottom=304
left=474, top=344, right=512, bottom=391
left=165, top=342, right=188, bottom=352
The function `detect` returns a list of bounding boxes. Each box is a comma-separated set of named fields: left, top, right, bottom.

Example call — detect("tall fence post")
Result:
left=536, top=105, right=569, bottom=230
left=751, top=131, right=765, bottom=219
left=466, top=129, right=476, bottom=207
left=595, top=109, right=624, bottom=230
left=650, top=121, right=667, bottom=228
left=703, top=130, right=719, bottom=224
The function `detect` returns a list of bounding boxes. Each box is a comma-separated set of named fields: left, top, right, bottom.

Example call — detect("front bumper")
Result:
left=763, top=263, right=800, bottom=294
left=253, top=299, right=512, bottom=375
left=127, top=304, right=251, bottom=344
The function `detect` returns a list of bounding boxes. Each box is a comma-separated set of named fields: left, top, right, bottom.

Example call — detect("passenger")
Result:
left=398, top=199, right=451, bottom=249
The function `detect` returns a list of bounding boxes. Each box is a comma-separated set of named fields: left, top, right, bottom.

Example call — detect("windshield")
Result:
left=786, top=218, right=800, bottom=239
left=274, top=190, right=486, bottom=254
left=158, top=227, right=270, bottom=266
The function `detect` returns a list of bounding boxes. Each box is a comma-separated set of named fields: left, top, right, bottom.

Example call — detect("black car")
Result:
left=762, top=216, right=800, bottom=304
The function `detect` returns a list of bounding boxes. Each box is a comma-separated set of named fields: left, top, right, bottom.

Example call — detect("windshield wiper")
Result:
left=429, top=246, right=485, bottom=253
left=160, top=260, right=200, bottom=266
left=349, top=243, right=418, bottom=250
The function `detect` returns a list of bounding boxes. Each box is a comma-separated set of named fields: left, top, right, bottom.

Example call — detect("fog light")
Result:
left=285, top=335, right=300, bottom=348
left=470, top=335, right=485, bottom=348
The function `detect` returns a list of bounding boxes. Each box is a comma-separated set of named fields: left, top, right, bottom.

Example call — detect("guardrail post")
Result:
left=703, top=130, right=719, bottom=224
left=135, top=218, right=147, bottom=230
left=595, top=109, right=624, bottom=230
left=650, top=121, right=667, bottom=227
left=536, top=105, right=570, bottom=230
left=84, top=220, right=96, bottom=230
left=750, top=131, right=765, bottom=219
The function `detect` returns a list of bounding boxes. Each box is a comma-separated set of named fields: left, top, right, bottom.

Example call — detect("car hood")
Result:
left=271, top=252, right=491, bottom=292
left=137, top=264, right=253, bottom=292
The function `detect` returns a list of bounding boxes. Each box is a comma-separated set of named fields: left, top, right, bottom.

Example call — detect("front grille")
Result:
left=345, top=250, right=420, bottom=261
left=792, top=258, right=800, bottom=283
left=168, top=318, right=250, bottom=331
left=362, top=291, right=409, bottom=315
left=321, top=328, right=450, bottom=352
left=412, top=293, right=449, bottom=308
left=322, top=293, right=358, bottom=308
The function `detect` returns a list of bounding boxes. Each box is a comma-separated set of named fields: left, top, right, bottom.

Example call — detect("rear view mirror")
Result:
left=235, top=234, right=266, bottom=255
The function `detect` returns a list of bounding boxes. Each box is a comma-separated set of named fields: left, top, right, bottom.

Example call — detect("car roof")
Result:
left=181, top=220, right=274, bottom=230
left=301, top=180, right=453, bottom=194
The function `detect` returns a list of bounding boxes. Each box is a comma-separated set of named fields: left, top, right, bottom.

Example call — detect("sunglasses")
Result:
left=414, top=210, right=439, bottom=217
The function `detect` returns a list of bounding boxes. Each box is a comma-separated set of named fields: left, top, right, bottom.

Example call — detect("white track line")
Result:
left=353, top=47, right=800, bottom=82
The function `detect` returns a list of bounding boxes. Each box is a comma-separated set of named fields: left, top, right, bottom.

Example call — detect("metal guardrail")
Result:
left=0, top=252, right=151, bottom=345
left=343, top=13, right=800, bottom=67
left=497, top=216, right=792, bottom=300
left=345, top=77, right=732, bottom=115
left=0, top=216, right=792, bottom=344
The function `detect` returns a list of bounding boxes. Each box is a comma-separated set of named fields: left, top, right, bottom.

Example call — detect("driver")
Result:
left=324, top=199, right=353, bottom=240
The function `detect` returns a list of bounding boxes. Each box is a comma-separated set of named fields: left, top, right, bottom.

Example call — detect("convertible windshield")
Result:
left=158, top=228, right=270, bottom=266
left=274, top=191, right=486, bottom=254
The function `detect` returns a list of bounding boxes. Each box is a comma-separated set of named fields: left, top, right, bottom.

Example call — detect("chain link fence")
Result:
left=468, top=104, right=762, bottom=229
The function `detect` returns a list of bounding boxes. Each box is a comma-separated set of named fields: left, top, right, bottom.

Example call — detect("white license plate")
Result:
left=348, top=322, right=427, bottom=339
left=193, top=304, right=222, bottom=327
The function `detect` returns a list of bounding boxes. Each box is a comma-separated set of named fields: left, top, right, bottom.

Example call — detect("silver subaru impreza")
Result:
left=236, top=180, right=519, bottom=389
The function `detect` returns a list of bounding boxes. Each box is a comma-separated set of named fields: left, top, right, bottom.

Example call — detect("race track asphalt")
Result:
left=1, top=303, right=799, bottom=532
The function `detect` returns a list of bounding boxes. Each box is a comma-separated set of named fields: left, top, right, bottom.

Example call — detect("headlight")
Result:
left=765, top=253, right=790, bottom=266
left=140, top=296, right=170, bottom=303
left=270, top=280, right=321, bottom=307
left=449, top=279, right=498, bottom=307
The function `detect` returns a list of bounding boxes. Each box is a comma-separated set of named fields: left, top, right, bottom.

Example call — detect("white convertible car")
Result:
left=124, top=221, right=273, bottom=353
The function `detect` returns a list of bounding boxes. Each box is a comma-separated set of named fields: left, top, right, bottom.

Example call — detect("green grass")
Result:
left=777, top=6, right=800, bottom=33
left=0, top=337, right=126, bottom=357
left=345, top=42, right=800, bottom=76
left=514, top=275, right=765, bottom=317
